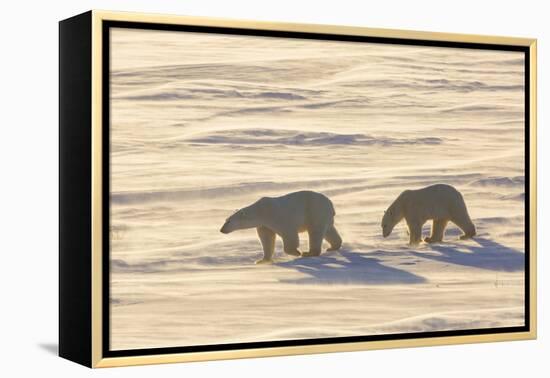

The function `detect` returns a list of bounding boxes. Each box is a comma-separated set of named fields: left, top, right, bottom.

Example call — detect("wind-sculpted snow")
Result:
left=189, top=129, right=443, bottom=147
left=108, top=28, right=526, bottom=350
left=469, top=176, right=525, bottom=187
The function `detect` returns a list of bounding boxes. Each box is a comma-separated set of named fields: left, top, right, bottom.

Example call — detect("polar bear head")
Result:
left=220, top=207, right=258, bottom=234
left=381, top=191, right=409, bottom=237
left=220, top=197, right=275, bottom=234
left=381, top=208, right=398, bottom=237
left=220, top=197, right=273, bottom=234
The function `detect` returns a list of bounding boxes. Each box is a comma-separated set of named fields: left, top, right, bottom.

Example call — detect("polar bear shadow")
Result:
left=276, top=249, right=426, bottom=285
left=412, top=237, right=524, bottom=272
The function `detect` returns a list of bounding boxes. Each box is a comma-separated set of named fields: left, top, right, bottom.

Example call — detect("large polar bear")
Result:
left=220, top=190, right=342, bottom=263
left=381, top=184, right=476, bottom=245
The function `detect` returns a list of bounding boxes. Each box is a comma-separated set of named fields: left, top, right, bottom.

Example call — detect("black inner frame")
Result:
left=102, top=20, right=531, bottom=358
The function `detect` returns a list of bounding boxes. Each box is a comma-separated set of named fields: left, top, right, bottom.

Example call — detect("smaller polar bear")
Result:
left=381, top=184, right=476, bottom=245
left=220, top=191, right=342, bottom=263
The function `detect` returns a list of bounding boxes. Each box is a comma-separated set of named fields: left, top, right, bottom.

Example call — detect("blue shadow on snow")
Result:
left=411, top=237, right=524, bottom=272
left=276, top=249, right=426, bottom=285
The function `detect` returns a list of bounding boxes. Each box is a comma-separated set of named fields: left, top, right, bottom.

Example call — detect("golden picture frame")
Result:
left=59, top=10, right=537, bottom=368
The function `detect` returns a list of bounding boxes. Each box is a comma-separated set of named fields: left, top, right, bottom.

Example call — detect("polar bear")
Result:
left=220, top=190, right=342, bottom=263
left=381, top=184, right=476, bottom=245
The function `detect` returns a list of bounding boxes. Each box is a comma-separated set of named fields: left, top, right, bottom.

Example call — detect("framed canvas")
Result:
left=59, top=10, right=537, bottom=368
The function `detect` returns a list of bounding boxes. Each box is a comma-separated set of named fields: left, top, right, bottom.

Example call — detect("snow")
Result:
left=108, top=28, right=525, bottom=350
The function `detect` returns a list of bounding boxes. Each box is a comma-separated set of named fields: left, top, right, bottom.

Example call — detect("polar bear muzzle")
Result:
left=220, top=221, right=231, bottom=234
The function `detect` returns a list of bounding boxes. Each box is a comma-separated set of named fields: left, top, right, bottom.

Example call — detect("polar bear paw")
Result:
left=301, top=251, right=321, bottom=258
left=424, top=237, right=442, bottom=244
left=255, top=258, right=273, bottom=264
left=284, top=249, right=302, bottom=257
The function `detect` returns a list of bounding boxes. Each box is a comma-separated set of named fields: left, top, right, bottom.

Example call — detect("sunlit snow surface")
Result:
left=109, top=28, right=525, bottom=350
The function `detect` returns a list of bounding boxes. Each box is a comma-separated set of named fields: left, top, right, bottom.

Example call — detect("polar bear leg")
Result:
left=325, top=224, right=342, bottom=251
left=255, top=226, right=276, bottom=264
left=282, top=232, right=301, bottom=256
left=425, top=219, right=448, bottom=243
left=303, top=225, right=327, bottom=257
left=406, top=218, right=423, bottom=246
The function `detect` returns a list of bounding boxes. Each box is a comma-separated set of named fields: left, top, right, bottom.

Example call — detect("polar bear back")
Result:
left=267, top=191, right=335, bottom=231
left=400, top=184, right=468, bottom=220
